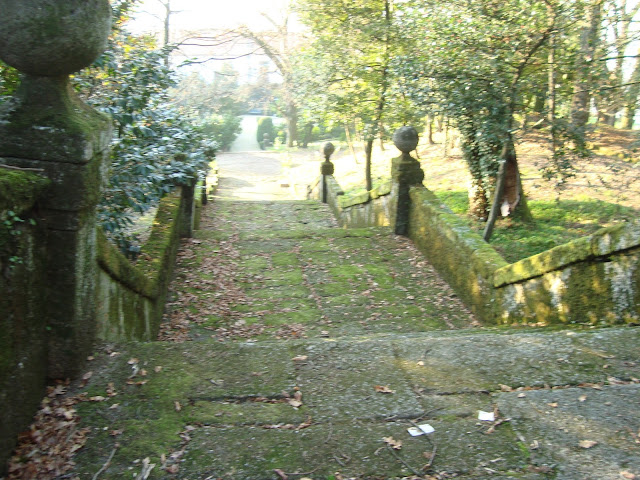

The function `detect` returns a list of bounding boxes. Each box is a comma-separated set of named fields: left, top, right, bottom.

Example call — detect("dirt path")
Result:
left=11, top=157, right=640, bottom=480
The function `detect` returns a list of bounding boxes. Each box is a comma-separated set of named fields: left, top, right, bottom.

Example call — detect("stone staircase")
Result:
left=59, top=162, right=640, bottom=479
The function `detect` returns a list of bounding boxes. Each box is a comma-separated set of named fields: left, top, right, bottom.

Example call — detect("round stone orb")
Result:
left=393, top=126, right=419, bottom=154
left=0, top=0, right=111, bottom=77
left=323, top=142, right=335, bottom=158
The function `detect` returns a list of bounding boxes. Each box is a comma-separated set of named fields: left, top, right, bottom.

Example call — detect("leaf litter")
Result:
left=6, top=383, right=92, bottom=480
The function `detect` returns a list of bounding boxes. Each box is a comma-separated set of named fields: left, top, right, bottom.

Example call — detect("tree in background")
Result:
left=179, top=7, right=303, bottom=148
left=171, top=64, right=244, bottom=151
left=295, top=0, right=415, bottom=191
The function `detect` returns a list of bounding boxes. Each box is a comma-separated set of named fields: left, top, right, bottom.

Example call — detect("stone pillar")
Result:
left=391, top=126, right=424, bottom=235
left=0, top=0, right=112, bottom=378
left=321, top=142, right=335, bottom=203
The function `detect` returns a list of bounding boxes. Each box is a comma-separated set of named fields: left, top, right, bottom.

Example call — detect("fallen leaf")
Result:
left=274, top=468, right=288, bottom=480
left=80, top=371, right=93, bottom=386
left=107, top=383, right=117, bottom=397
left=374, top=385, right=395, bottom=394
left=174, top=401, right=182, bottom=412
left=579, top=440, right=598, bottom=449
left=126, top=379, right=147, bottom=386
left=548, top=402, right=558, bottom=408
left=517, top=393, right=527, bottom=398
left=579, top=395, right=587, bottom=402
left=127, top=358, right=139, bottom=365
left=620, top=471, right=636, bottom=479
left=110, top=429, right=123, bottom=436
left=383, top=436, right=402, bottom=450
left=165, top=463, right=179, bottom=474
left=154, top=366, right=163, bottom=373
left=292, top=355, right=308, bottom=362
left=499, top=384, right=513, bottom=392
left=89, top=396, right=106, bottom=402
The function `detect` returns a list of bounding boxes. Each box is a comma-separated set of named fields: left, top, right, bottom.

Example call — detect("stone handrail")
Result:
left=312, top=127, right=640, bottom=326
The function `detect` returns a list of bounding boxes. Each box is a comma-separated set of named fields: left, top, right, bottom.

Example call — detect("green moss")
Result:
left=137, top=189, right=182, bottom=289
left=271, top=252, right=299, bottom=267
left=0, top=169, right=50, bottom=213
left=96, top=229, right=154, bottom=298
left=238, top=256, right=270, bottom=271
left=494, top=236, right=592, bottom=287
left=338, top=191, right=370, bottom=208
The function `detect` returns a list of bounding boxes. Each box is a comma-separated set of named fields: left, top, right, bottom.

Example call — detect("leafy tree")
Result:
left=395, top=0, right=572, bottom=235
left=72, top=1, right=213, bottom=253
left=595, top=0, right=640, bottom=126
left=296, top=0, right=406, bottom=191
left=171, top=64, right=246, bottom=119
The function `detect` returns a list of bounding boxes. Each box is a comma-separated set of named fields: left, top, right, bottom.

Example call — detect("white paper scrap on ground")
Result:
left=478, top=410, right=495, bottom=421
left=407, top=424, right=435, bottom=436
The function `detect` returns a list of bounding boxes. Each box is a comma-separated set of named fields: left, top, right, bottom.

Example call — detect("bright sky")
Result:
left=129, top=0, right=295, bottom=36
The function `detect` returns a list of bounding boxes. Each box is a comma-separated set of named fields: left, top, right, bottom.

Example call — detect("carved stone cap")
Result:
left=323, top=142, right=335, bottom=158
left=393, top=126, right=419, bottom=154
left=0, top=0, right=112, bottom=76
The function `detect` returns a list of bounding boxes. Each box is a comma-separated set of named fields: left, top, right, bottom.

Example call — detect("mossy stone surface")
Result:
left=0, top=169, right=50, bottom=213
left=53, top=164, right=640, bottom=479
left=0, top=0, right=111, bottom=76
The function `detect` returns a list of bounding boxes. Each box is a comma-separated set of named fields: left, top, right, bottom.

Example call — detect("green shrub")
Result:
left=201, top=114, right=241, bottom=151
left=256, top=117, right=275, bottom=149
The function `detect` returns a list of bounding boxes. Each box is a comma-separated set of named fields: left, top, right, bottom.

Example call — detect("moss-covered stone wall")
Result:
left=0, top=169, right=50, bottom=471
left=96, top=186, right=193, bottom=341
left=494, top=221, right=640, bottom=325
left=310, top=175, right=394, bottom=228
left=407, top=187, right=508, bottom=320
left=317, top=174, right=640, bottom=325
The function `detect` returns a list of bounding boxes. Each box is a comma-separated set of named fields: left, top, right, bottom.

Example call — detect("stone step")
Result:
left=67, top=327, right=640, bottom=479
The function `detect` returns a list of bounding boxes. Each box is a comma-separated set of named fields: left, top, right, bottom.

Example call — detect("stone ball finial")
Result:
left=323, top=142, right=335, bottom=159
left=0, top=0, right=112, bottom=77
left=393, top=126, right=419, bottom=154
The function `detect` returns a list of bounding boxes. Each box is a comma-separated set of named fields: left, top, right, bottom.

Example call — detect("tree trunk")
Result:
left=571, top=0, right=601, bottom=130
left=468, top=175, right=489, bottom=220
left=345, top=123, right=358, bottom=162
left=301, top=122, right=313, bottom=148
left=162, top=0, right=170, bottom=68
left=286, top=101, right=297, bottom=148
left=623, top=48, right=640, bottom=128
left=427, top=115, right=435, bottom=144
left=365, top=139, right=373, bottom=191
left=483, top=134, right=532, bottom=241
left=548, top=24, right=559, bottom=164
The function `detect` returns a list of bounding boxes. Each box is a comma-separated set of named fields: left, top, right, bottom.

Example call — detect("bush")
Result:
left=256, top=117, right=275, bottom=149
left=72, top=9, right=213, bottom=255
left=201, top=114, right=241, bottom=151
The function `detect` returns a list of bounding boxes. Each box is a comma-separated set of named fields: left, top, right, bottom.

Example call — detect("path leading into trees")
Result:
left=65, top=151, right=639, bottom=479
